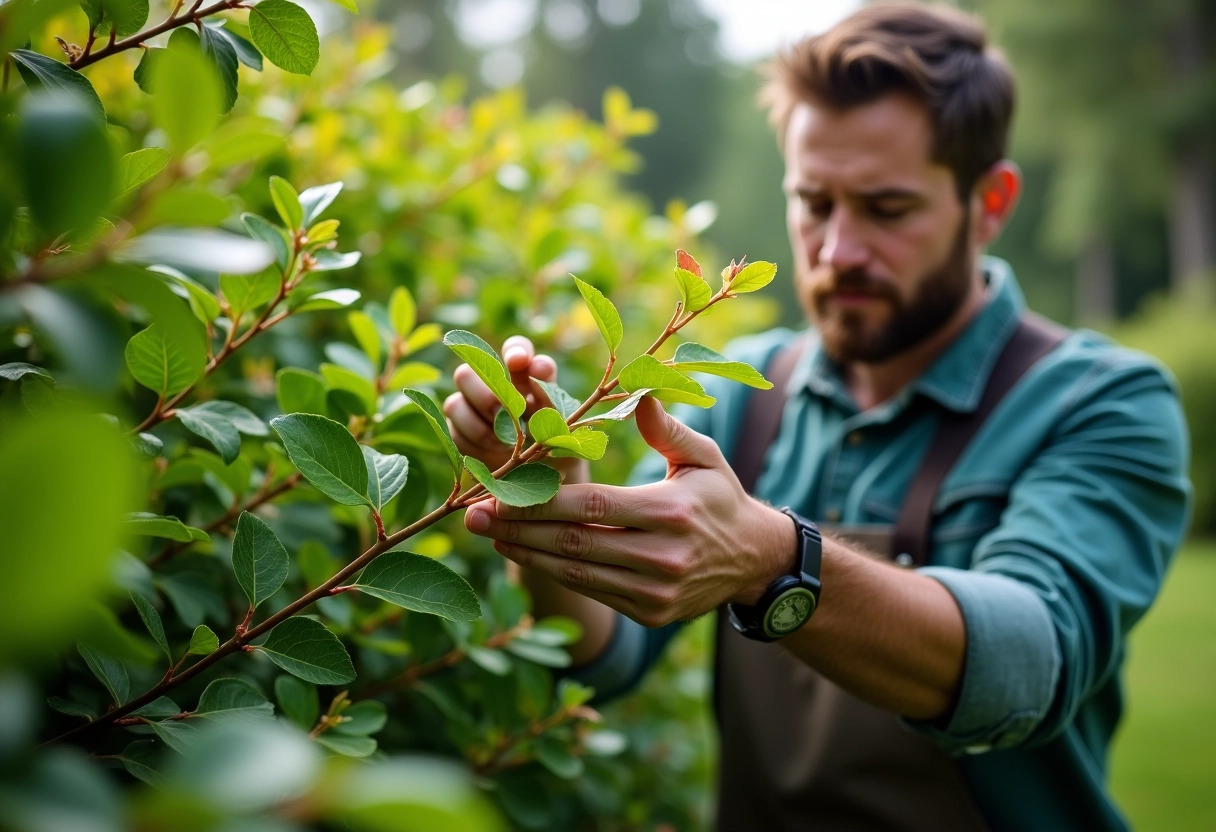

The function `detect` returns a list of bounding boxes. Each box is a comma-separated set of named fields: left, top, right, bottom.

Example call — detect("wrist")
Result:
left=736, top=501, right=799, bottom=606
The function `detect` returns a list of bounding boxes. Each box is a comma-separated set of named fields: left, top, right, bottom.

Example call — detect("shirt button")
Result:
left=824, top=507, right=841, bottom=522
left=895, top=553, right=914, bottom=567
left=847, top=431, right=863, bottom=446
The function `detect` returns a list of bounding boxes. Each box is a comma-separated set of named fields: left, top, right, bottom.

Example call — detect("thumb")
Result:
left=634, top=396, right=722, bottom=470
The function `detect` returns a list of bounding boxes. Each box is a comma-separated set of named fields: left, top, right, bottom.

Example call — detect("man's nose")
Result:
left=817, top=209, right=869, bottom=273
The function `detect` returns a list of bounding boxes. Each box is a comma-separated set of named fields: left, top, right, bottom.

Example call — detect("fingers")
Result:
left=502, top=335, right=536, bottom=373
left=466, top=504, right=643, bottom=568
left=444, top=392, right=499, bottom=456
left=450, top=363, right=500, bottom=424
left=484, top=483, right=676, bottom=530
left=489, top=538, right=642, bottom=609
left=634, top=396, right=724, bottom=471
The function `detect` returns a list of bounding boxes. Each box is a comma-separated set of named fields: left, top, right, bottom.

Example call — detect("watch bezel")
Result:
left=727, top=508, right=822, bottom=642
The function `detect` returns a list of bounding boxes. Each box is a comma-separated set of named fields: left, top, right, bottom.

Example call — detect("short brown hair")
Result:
left=761, top=2, right=1015, bottom=200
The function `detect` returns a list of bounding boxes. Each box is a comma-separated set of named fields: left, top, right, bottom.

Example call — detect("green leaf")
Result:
left=467, top=646, right=511, bottom=676
left=270, top=413, right=371, bottom=506
left=442, top=330, right=526, bottom=419
left=527, top=407, right=568, bottom=443
left=572, top=276, right=622, bottom=357
left=671, top=342, right=773, bottom=389
left=0, top=362, right=51, bottom=381
left=504, top=639, right=571, bottom=668
left=401, top=388, right=463, bottom=481
left=557, top=678, right=593, bottom=709
left=728, top=260, right=778, bottom=294
left=463, top=458, right=560, bottom=507
left=10, top=49, right=105, bottom=120
left=320, top=362, right=377, bottom=417
left=269, top=175, right=303, bottom=230
left=124, top=322, right=205, bottom=398
left=232, top=512, right=289, bottom=609
left=299, top=181, right=343, bottom=225
left=493, top=407, right=518, bottom=445
left=249, top=0, right=320, bottom=75
left=124, top=512, right=209, bottom=543
left=404, top=322, right=443, bottom=354
left=77, top=643, right=128, bottom=704
left=583, top=729, right=627, bottom=756
left=176, top=406, right=242, bottom=465
left=675, top=268, right=711, bottom=313
left=220, top=270, right=281, bottom=318
left=316, top=732, right=376, bottom=757
left=149, top=33, right=222, bottom=153
left=188, top=625, right=219, bottom=656
left=213, top=24, right=263, bottom=70
left=525, top=616, right=583, bottom=647
left=17, top=90, right=113, bottom=239
left=291, top=288, right=361, bottom=312
left=618, top=354, right=715, bottom=408
left=198, top=23, right=239, bottom=113
left=326, top=0, right=358, bottom=13
left=81, top=0, right=149, bottom=37
left=48, top=696, right=97, bottom=720
left=190, top=400, right=268, bottom=435
left=151, top=266, right=221, bottom=324
left=362, top=447, right=408, bottom=512
left=146, top=719, right=200, bottom=754
left=274, top=675, right=318, bottom=730
left=348, top=551, right=481, bottom=622
left=196, top=677, right=274, bottom=723
left=594, top=388, right=650, bottom=422
left=546, top=426, right=608, bottom=460
left=333, top=700, right=386, bottom=735
left=241, top=213, right=291, bottom=272
left=257, top=616, right=355, bottom=685
left=132, top=593, right=172, bottom=661
left=119, top=741, right=165, bottom=786
left=388, top=361, right=441, bottom=389
left=535, top=379, right=580, bottom=420
left=277, top=368, right=327, bottom=416
left=118, top=229, right=275, bottom=275
left=118, top=147, right=171, bottom=196
left=348, top=311, right=383, bottom=367
left=312, top=249, right=362, bottom=271
left=133, top=696, right=181, bottom=719
left=535, top=736, right=583, bottom=779
left=388, top=286, right=416, bottom=337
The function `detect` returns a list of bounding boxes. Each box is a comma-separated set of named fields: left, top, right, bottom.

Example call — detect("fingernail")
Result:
left=467, top=507, right=490, bottom=532
left=504, top=347, right=525, bottom=365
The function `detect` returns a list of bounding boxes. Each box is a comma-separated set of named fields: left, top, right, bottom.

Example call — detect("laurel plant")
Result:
left=0, top=2, right=778, bottom=829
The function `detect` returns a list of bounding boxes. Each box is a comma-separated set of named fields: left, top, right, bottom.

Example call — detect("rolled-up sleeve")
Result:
left=904, top=351, right=1191, bottom=751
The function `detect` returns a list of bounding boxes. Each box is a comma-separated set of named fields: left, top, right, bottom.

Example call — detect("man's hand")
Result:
left=444, top=335, right=583, bottom=477
left=464, top=396, right=798, bottom=628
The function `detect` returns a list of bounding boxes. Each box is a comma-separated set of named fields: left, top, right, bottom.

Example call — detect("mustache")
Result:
left=809, top=267, right=900, bottom=302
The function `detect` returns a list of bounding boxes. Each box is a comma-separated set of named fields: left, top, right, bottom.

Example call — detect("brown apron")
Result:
left=713, top=316, right=1066, bottom=831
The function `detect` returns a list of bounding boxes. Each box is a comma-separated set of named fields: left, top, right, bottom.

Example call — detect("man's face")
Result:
left=783, top=95, right=981, bottom=364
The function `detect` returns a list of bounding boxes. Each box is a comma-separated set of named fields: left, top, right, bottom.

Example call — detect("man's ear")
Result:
left=971, top=160, right=1021, bottom=247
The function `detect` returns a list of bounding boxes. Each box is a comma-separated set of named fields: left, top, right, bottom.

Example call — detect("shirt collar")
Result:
left=788, top=257, right=1026, bottom=415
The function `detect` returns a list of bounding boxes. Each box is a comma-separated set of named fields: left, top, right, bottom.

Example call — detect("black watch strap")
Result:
left=727, top=508, right=822, bottom=641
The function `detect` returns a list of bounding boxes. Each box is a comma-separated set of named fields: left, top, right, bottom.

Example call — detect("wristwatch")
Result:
left=727, top=507, right=822, bottom=641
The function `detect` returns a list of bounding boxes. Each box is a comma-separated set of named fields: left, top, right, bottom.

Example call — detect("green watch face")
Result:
left=763, top=587, right=816, bottom=638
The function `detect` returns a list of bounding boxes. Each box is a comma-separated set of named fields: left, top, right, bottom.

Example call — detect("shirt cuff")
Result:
left=562, top=612, right=649, bottom=702
left=902, top=567, right=1061, bottom=753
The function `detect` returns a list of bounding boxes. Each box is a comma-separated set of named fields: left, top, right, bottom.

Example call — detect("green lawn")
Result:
left=1110, top=541, right=1216, bottom=830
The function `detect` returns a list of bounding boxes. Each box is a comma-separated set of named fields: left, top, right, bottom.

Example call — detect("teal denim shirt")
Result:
left=574, top=259, right=1191, bottom=830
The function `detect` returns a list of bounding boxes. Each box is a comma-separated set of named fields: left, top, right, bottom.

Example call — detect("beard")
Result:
left=803, top=213, right=974, bottom=365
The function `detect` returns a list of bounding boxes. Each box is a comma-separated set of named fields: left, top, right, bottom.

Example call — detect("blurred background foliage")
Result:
left=1, top=0, right=1213, bottom=829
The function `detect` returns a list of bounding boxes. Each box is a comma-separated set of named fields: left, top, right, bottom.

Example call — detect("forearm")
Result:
left=781, top=536, right=966, bottom=720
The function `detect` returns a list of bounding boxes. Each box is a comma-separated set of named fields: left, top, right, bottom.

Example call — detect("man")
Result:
left=445, top=4, right=1190, bottom=830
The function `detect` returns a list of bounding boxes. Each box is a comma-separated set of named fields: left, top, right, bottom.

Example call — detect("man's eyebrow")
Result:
left=786, top=185, right=926, bottom=202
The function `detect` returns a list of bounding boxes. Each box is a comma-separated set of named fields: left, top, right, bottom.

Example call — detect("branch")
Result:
left=147, top=473, right=302, bottom=568
left=69, top=0, right=244, bottom=71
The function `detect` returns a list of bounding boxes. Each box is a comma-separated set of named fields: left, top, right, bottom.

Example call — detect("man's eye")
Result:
left=801, top=196, right=831, bottom=218
left=870, top=202, right=909, bottom=220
